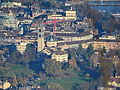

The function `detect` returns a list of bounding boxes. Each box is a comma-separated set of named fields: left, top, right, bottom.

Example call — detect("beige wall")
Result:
left=47, top=41, right=57, bottom=47
left=16, top=42, right=28, bottom=54
left=60, top=35, right=93, bottom=42
left=38, top=38, right=45, bottom=52
left=52, top=54, right=68, bottom=62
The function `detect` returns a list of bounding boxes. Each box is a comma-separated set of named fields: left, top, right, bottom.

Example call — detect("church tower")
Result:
left=37, top=27, right=45, bottom=52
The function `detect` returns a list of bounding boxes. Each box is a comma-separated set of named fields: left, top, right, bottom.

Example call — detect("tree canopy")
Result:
left=42, top=59, right=61, bottom=75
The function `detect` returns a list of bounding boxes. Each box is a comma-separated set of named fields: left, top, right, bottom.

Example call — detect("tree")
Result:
left=83, top=50, right=89, bottom=61
left=87, top=44, right=94, bottom=57
left=46, top=83, right=64, bottom=90
left=98, top=51, right=112, bottom=88
left=42, top=59, right=61, bottom=75
left=62, top=62, right=70, bottom=70
left=12, top=75, right=18, bottom=88
left=102, top=46, right=106, bottom=54
left=0, top=55, right=5, bottom=66
left=78, top=44, right=83, bottom=51
left=69, top=59, right=77, bottom=69
left=10, top=50, right=22, bottom=64
left=82, top=49, right=92, bottom=67
left=76, top=44, right=84, bottom=55
left=116, top=62, right=120, bottom=76
left=22, top=44, right=37, bottom=64
left=102, top=16, right=116, bottom=34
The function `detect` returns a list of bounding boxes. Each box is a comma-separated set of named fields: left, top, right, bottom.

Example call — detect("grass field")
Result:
left=39, top=71, right=91, bottom=90
left=0, top=64, right=35, bottom=77
left=0, top=65, right=92, bottom=90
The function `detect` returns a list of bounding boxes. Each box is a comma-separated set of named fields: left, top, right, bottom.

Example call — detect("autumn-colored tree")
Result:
left=69, top=59, right=77, bottom=69
left=98, top=51, right=112, bottom=88
left=12, top=75, right=18, bottom=88
left=90, top=54, right=99, bottom=68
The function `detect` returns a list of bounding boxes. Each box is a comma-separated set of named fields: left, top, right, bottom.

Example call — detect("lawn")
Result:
left=39, top=71, right=91, bottom=90
left=0, top=64, right=35, bottom=77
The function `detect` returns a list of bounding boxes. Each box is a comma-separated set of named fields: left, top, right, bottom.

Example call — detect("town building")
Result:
left=38, top=27, right=45, bottom=52
left=0, top=81, right=11, bottom=90
left=99, top=35, right=116, bottom=40
left=108, top=76, right=120, bottom=87
left=56, top=31, right=93, bottom=42
left=46, top=35, right=57, bottom=47
left=48, top=10, right=77, bottom=20
left=16, top=42, right=28, bottom=54
left=52, top=49, right=68, bottom=62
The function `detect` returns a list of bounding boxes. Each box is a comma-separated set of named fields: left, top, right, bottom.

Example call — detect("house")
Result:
left=1, top=10, right=19, bottom=28
left=0, top=81, right=11, bottom=90
left=48, top=10, right=77, bottom=20
left=99, top=35, right=116, bottom=40
left=42, top=47, right=53, bottom=55
left=16, top=42, right=28, bottom=54
left=108, top=76, right=120, bottom=87
left=52, top=49, right=68, bottom=62
left=57, top=39, right=120, bottom=50
left=46, top=35, right=57, bottom=47
left=0, top=2, right=14, bottom=8
left=32, top=9, right=45, bottom=18
left=89, top=40, right=120, bottom=50
left=56, top=31, right=93, bottom=42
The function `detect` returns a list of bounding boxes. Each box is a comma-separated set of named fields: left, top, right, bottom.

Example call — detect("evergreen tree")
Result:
left=78, top=44, right=83, bottom=51
left=102, top=46, right=106, bottom=54
left=87, top=44, right=94, bottom=56
left=83, top=50, right=89, bottom=61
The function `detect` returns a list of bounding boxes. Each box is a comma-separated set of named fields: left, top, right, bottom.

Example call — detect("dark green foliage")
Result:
left=78, top=44, right=83, bottom=52
left=62, top=62, right=70, bottom=70
left=10, top=50, right=22, bottom=64
left=42, top=59, right=61, bottom=75
left=83, top=50, right=89, bottom=61
left=87, top=44, right=94, bottom=57
left=7, top=44, right=16, bottom=53
left=102, top=46, right=106, bottom=54
left=22, top=44, right=37, bottom=63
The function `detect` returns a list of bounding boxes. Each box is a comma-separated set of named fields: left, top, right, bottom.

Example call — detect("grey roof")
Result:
left=46, top=35, right=57, bottom=42
left=57, top=39, right=93, bottom=46
left=53, top=49, right=67, bottom=55
left=57, top=39, right=118, bottom=46
left=56, top=31, right=92, bottom=37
